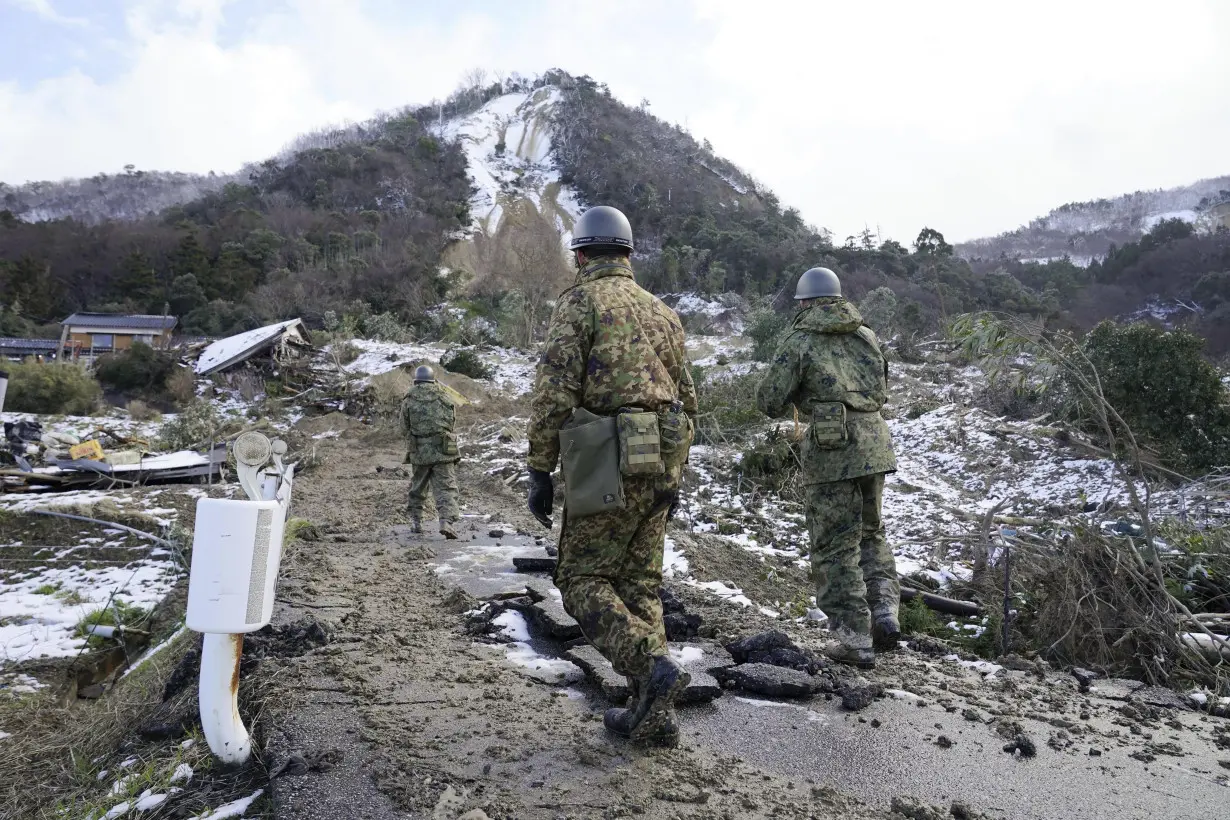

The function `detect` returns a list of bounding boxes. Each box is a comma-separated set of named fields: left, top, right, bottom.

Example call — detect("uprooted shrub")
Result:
left=157, top=400, right=225, bottom=451
left=693, top=369, right=765, bottom=445
left=4, top=361, right=101, bottom=415
left=739, top=428, right=803, bottom=500
left=1014, top=525, right=1225, bottom=689
left=441, top=349, right=495, bottom=381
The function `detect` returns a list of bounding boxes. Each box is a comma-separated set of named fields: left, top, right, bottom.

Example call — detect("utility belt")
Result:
left=406, top=431, right=459, bottom=457
left=809, top=402, right=879, bottom=450
left=558, top=402, right=693, bottom=519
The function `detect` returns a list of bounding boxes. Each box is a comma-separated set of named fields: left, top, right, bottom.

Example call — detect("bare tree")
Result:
left=504, top=219, right=571, bottom=349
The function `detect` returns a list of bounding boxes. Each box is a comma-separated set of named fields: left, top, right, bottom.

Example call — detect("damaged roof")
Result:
left=194, top=319, right=311, bottom=376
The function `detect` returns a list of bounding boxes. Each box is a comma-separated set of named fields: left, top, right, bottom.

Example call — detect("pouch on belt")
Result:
left=809, top=401, right=848, bottom=450
left=617, top=409, right=665, bottom=476
left=559, top=408, right=625, bottom=519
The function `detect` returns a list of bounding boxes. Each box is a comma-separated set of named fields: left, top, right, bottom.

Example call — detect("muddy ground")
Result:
left=252, top=423, right=1228, bottom=820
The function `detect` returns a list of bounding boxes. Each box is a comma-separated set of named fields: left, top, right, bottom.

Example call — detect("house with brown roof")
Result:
left=58, top=312, right=178, bottom=361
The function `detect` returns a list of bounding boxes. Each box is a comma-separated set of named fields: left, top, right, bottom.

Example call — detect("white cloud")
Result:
left=1, top=0, right=1228, bottom=244
left=8, top=0, right=88, bottom=26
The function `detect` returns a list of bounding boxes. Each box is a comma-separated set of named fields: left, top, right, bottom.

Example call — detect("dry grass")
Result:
left=0, top=630, right=194, bottom=817
left=125, top=399, right=161, bottom=422
left=369, top=369, right=413, bottom=420
left=165, top=366, right=197, bottom=408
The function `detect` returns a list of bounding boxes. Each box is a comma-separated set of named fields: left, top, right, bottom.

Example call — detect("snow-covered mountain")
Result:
left=958, top=175, right=1230, bottom=264
left=1, top=170, right=237, bottom=224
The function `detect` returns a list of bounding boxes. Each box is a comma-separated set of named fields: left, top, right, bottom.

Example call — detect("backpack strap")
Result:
left=854, top=325, right=889, bottom=384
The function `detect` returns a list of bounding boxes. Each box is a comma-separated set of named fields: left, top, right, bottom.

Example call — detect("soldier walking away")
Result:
left=525, top=205, right=699, bottom=746
left=756, top=267, right=900, bottom=670
left=401, top=365, right=461, bottom=540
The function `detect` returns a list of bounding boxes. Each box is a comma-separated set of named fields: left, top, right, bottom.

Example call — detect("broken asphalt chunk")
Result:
left=714, top=662, right=827, bottom=699
left=528, top=598, right=582, bottom=641
left=564, top=644, right=723, bottom=704
left=512, top=555, right=558, bottom=573
left=839, top=680, right=883, bottom=712
left=725, top=630, right=825, bottom=673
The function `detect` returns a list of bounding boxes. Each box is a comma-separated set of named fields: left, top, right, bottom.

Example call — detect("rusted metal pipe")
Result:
left=199, top=632, right=251, bottom=764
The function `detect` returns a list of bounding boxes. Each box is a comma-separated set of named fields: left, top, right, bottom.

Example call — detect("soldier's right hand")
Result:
left=527, top=468, right=554, bottom=528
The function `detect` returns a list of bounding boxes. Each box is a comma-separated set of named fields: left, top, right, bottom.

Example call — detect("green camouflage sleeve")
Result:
left=756, top=332, right=804, bottom=419
left=678, top=357, right=699, bottom=417
left=527, top=287, right=593, bottom=473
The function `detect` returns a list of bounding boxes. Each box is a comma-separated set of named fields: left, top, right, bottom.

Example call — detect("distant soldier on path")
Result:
left=401, top=364, right=461, bottom=540
left=526, top=205, right=698, bottom=745
left=756, top=267, right=900, bottom=669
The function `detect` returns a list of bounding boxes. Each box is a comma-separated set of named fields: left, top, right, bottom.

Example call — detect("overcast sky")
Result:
left=2, top=0, right=1228, bottom=243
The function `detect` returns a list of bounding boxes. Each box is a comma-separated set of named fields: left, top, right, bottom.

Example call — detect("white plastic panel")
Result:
left=186, top=497, right=286, bottom=633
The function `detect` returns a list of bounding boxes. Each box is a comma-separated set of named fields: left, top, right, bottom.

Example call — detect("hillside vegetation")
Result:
left=1, top=70, right=1229, bottom=356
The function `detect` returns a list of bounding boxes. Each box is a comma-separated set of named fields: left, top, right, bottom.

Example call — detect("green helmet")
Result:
left=569, top=205, right=634, bottom=252
left=794, top=267, right=841, bottom=300
left=414, top=365, right=435, bottom=383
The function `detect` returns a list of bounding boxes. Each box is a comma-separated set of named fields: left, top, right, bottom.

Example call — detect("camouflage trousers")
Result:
left=555, top=474, right=675, bottom=681
left=804, top=473, right=898, bottom=650
left=407, top=461, right=460, bottom=523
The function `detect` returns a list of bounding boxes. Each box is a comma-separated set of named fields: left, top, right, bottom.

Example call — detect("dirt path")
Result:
left=256, top=425, right=1229, bottom=820
left=260, top=428, right=885, bottom=820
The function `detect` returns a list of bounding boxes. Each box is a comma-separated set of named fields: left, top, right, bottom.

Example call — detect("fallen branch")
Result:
left=29, top=510, right=175, bottom=549
left=900, top=586, right=983, bottom=617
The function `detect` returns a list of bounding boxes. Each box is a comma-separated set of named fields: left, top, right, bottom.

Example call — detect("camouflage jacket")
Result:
left=400, top=380, right=459, bottom=465
left=756, top=298, right=897, bottom=484
left=527, top=255, right=698, bottom=473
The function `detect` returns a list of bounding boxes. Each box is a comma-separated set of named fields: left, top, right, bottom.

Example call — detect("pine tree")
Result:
left=116, top=250, right=158, bottom=310
left=168, top=275, right=207, bottom=317
left=170, top=233, right=211, bottom=281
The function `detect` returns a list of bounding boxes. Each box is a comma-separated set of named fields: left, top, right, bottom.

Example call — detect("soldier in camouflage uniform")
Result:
left=401, top=365, right=461, bottom=540
left=756, top=267, right=899, bottom=669
left=526, top=206, right=698, bottom=745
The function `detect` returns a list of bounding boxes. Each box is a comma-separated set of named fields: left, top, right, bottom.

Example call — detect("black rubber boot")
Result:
left=630, top=655, right=690, bottom=746
left=603, top=677, right=648, bottom=738
left=824, top=643, right=876, bottom=670
left=872, top=616, right=902, bottom=650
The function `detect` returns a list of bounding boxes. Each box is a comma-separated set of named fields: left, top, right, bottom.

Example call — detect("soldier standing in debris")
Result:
left=525, top=205, right=698, bottom=745
left=401, top=365, right=461, bottom=540
left=756, top=267, right=900, bottom=669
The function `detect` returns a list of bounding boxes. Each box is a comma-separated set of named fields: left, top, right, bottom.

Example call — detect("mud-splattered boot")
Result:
left=825, top=624, right=876, bottom=669
left=603, top=677, right=648, bottom=738
left=408, top=514, right=422, bottom=535
left=872, top=616, right=902, bottom=651
left=630, top=655, right=690, bottom=747
left=439, top=520, right=459, bottom=540
left=824, top=643, right=876, bottom=670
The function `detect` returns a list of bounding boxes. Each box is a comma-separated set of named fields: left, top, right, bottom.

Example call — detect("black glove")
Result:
left=527, top=468, right=554, bottom=528
left=667, top=494, right=680, bottom=520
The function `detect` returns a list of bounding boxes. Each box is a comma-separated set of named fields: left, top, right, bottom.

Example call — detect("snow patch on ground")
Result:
left=491, top=610, right=584, bottom=684
left=334, top=339, right=537, bottom=396
left=1, top=555, right=180, bottom=666
left=190, top=788, right=264, bottom=819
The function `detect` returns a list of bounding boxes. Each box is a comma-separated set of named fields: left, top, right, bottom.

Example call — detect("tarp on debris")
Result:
left=48, top=443, right=229, bottom=486
left=194, top=319, right=311, bottom=376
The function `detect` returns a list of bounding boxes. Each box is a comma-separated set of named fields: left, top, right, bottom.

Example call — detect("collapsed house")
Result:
left=192, top=319, right=313, bottom=378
